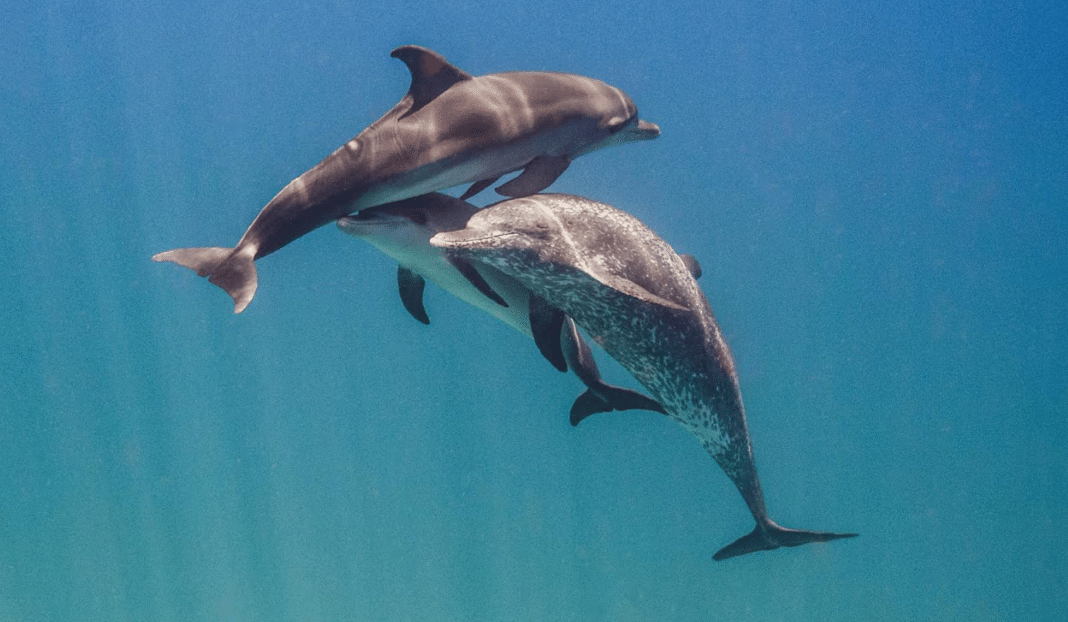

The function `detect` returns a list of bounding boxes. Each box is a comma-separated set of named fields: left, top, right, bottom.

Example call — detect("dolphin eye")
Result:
left=605, top=116, right=629, bottom=134
left=407, top=211, right=428, bottom=225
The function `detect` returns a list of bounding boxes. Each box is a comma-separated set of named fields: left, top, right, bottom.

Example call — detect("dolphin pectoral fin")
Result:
left=570, top=386, right=666, bottom=426
left=397, top=266, right=430, bottom=325
left=459, top=177, right=501, bottom=201
left=680, top=254, right=703, bottom=279
left=595, top=274, right=689, bottom=312
left=445, top=253, right=509, bottom=308
left=495, top=155, right=571, bottom=197
left=390, top=46, right=474, bottom=115
left=529, top=293, right=567, bottom=372
left=153, top=246, right=258, bottom=314
left=713, top=521, right=859, bottom=561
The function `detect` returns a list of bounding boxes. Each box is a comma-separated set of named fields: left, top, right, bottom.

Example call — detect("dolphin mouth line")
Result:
left=433, top=232, right=517, bottom=249
left=337, top=215, right=406, bottom=233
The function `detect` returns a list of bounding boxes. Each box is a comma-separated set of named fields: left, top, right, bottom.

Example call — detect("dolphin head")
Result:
left=509, top=74, right=659, bottom=159
left=573, top=83, right=660, bottom=157
left=429, top=195, right=576, bottom=271
left=575, top=115, right=660, bottom=157
left=337, top=193, right=479, bottom=253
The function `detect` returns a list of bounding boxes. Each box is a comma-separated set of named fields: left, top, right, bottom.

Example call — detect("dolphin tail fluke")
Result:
left=152, top=246, right=258, bottom=314
left=570, top=386, right=666, bottom=426
left=713, top=521, right=858, bottom=561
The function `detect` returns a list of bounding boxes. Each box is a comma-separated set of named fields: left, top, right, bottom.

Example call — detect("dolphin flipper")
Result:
left=529, top=293, right=568, bottom=372
left=445, top=253, right=508, bottom=307
left=397, top=266, right=430, bottom=325
left=390, top=45, right=473, bottom=115
left=594, top=273, right=689, bottom=311
left=152, top=246, right=257, bottom=314
left=713, top=521, right=859, bottom=561
left=495, top=155, right=571, bottom=197
left=460, top=177, right=501, bottom=201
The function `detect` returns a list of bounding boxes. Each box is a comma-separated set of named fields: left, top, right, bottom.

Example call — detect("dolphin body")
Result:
left=152, top=45, right=660, bottom=313
left=430, top=194, right=857, bottom=561
left=336, top=192, right=664, bottom=421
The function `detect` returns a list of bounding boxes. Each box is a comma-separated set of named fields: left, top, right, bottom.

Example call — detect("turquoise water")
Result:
left=2, top=1, right=1065, bottom=620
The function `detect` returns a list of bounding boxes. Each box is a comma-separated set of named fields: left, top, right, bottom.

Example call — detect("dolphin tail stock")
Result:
left=152, top=245, right=258, bottom=314
left=570, top=386, right=666, bottom=426
left=712, top=520, right=858, bottom=561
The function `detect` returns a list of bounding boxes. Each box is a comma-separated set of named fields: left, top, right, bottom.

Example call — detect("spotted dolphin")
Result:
left=430, top=194, right=857, bottom=561
left=152, top=45, right=659, bottom=313
left=336, top=193, right=664, bottom=421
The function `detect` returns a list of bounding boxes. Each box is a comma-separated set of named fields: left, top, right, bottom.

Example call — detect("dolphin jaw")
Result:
left=429, top=231, right=518, bottom=251
left=632, top=119, right=661, bottom=138
left=336, top=213, right=408, bottom=236
left=573, top=117, right=661, bottom=157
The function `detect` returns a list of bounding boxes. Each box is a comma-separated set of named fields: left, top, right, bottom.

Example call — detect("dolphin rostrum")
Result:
left=152, top=45, right=660, bottom=313
left=429, top=194, right=857, bottom=561
left=336, top=193, right=664, bottom=421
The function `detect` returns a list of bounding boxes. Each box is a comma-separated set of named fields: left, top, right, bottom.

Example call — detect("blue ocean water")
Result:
left=1, top=0, right=1065, bottom=619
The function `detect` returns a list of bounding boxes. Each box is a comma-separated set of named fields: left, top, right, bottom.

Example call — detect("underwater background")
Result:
left=2, top=0, right=1065, bottom=620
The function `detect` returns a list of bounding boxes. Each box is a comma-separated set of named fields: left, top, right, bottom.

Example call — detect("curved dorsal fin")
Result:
left=390, top=45, right=473, bottom=114
left=680, top=254, right=703, bottom=279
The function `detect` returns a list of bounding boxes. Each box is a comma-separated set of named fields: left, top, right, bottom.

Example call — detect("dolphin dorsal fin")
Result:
left=390, top=45, right=473, bottom=114
left=680, top=254, right=703, bottom=279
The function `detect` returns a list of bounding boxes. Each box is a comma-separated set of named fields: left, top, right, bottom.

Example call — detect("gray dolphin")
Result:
left=335, top=192, right=664, bottom=421
left=152, top=45, right=659, bottom=313
left=429, top=194, right=857, bottom=561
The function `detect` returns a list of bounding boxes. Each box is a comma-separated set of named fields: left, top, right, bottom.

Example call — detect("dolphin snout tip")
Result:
left=623, top=119, right=657, bottom=141
left=635, top=119, right=661, bottom=139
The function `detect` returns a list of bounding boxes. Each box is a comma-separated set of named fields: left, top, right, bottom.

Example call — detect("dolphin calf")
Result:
left=430, top=194, right=857, bottom=561
left=336, top=192, right=664, bottom=421
left=152, top=45, right=660, bottom=313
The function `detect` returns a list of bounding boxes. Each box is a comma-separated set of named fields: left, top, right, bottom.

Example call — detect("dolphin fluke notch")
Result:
left=713, top=521, right=858, bottom=561
left=152, top=246, right=258, bottom=314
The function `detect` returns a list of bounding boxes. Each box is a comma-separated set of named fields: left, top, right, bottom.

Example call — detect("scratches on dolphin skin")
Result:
left=289, top=176, right=310, bottom=203
left=430, top=194, right=858, bottom=560
left=477, top=75, right=534, bottom=141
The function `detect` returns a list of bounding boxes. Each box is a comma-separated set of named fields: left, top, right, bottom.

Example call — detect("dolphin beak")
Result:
left=337, top=212, right=404, bottom=236
left=335, top=215, right=365, bottom=235
left=428, top=230, right=467, bottom=249
left=631, top=119, right=660, bottom=140
left=429, top=229, right=502, bottom=250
